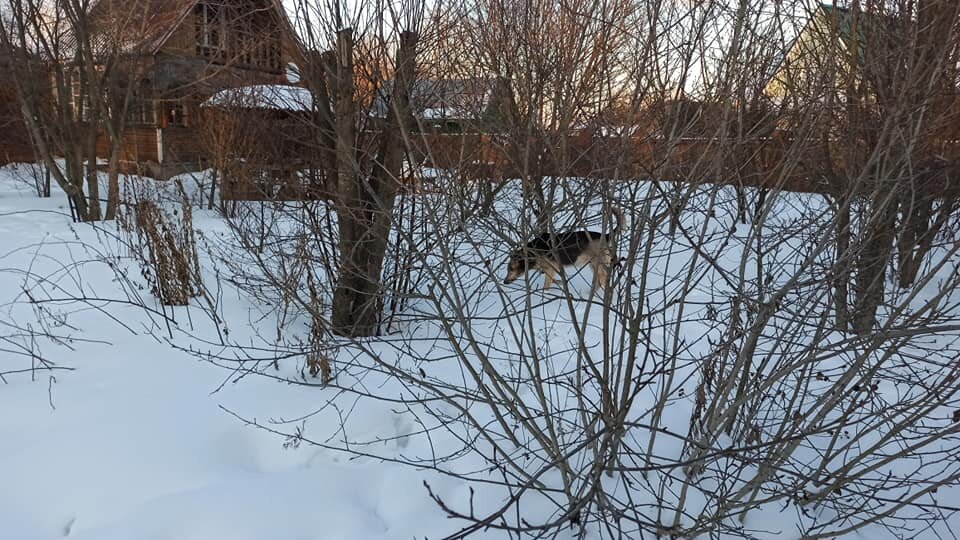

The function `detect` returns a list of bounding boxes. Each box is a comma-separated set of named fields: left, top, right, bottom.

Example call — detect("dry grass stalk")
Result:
left=118, top=181, right=202, bottom=306
left=304, top=252, right=332, bottom=384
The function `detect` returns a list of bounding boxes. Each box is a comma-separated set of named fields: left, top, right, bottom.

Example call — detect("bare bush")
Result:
left=9, top=0, right=960, bottom=538
left=180, top=0, right=960, bottom=537
left=7, top=162, right=51, bottom=198
left=117, top=181, right=202, bottom=306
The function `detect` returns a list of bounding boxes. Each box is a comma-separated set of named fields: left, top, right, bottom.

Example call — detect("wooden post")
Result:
left=305, top=49, right=338, bottom=192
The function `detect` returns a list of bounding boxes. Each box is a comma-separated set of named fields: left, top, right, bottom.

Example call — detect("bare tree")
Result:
left=0, top=0, right=154, bottom=221
left=156, top=0, right=960, bottom=536
left=12, top=0, right=960, bottom=538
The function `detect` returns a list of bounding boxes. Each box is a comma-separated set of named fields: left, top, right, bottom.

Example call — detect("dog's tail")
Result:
left=607, top=206, right=625, bottom=242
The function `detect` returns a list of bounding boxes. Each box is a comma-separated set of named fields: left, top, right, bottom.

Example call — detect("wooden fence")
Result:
left=70, top=130, right=960, bottom=201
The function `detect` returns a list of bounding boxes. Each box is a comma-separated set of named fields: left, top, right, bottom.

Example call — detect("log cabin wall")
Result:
left=0, top=100, right=34, bottom=165
left=0, top=51, right=36, bottom=165
left=95, top=127, right=160, bottom=164
left=162, top=125, right=204, bottom=164
left=161, top=10, right=197, bottom=56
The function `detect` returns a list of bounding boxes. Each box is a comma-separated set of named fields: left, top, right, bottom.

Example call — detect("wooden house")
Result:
left=77, top=0, right=302, bottom=178
left=765, top=3, right=857, bottom=102
left=764, top=3, right=910, bottom=103
left=0, top=47, right=38, bottom=165
left=764, top=3, right=960, bottom=150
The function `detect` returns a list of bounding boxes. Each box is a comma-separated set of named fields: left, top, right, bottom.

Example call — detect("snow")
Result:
left=1, top=164, right=959, bottom=539
left=204, top=84, right=313, bottom=112
left=0, top=169, right=459, bottom=539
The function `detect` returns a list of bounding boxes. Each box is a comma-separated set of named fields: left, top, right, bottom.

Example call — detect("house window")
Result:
left=195, top=2, right=226, bottom=59
left=70, top=76, right=90, bottom=122
left=238, top=33, right=252, bottom=66
left=126, top=98, right=156, bottom=126
left=161, top=102, right=187, bottom=128
left=255, top=167, right=282, bottom=198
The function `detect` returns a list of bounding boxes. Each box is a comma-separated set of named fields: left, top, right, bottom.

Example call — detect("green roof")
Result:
left=818, top=4, right=854, bottom=41
left=815, top=2, right=905, bottom=58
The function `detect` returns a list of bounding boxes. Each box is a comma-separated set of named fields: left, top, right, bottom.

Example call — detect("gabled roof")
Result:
left=762, top=3, right=909, bottom=94
left=76, top=0, right=293, bottom=56
left=818, top=4, right=855, bottom=40
left=370, top=78, right=502, bottom=120
left=812, top=3, right=909, bottom=59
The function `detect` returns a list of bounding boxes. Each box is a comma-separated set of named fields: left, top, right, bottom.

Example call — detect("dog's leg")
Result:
left=589, top=258, right=609, bottom=294
left=587, top=259, right=600, bottom=294
left=599, top=251, right=613, bottom=291
left=596, top=265, right=608, bottom=291
left=543, top=267, right=555, bottom=290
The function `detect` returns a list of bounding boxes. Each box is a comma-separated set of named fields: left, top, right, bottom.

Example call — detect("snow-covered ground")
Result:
left=0, top=168, right=466, bottom=540
left=1, top=164, right=958, bottom=539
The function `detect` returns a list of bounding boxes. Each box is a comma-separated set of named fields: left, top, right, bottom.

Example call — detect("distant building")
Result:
left=202, top=84, right=325, bottom=200
left=764, top=3, right=907, bottom=102
left=0, top=46, right=37, bottom=165
left=69, top=0, right=302, bottom=178
left=370, top=78, right=513, bottom=133
left=764, top=3, right=960, bottom=145
left=638, top=98, right=773, bottom=140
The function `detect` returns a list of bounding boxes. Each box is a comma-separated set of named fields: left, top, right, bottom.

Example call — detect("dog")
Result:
left=503, top=207, right=624, bottom=291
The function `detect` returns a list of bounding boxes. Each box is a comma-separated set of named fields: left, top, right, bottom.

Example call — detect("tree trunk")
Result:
left=305, top=50, right=339, bottom=193
left=104, top=143, right=121, bottom=220
left=896, top=192, right=931, bottom=289
left=331, top=29, right=418, bottom=337
left=208, top=168, right=218, bottom=210
left=66, top=179, right=90, bottom=222
left=852, top=187, right=897, bottom=335
left=330, top=28, right=363, bottom=336
left=20, top=102, right=87, bottom=218
left=897, top=174, right=956, bottom=289
left=66, top=152, right=90, bottom=222
left=84, top=129, right=101, bottom=221
left=736, top=184, right=747, bottom=225
left=349, top=31, right=418, bottom=335
left=525, top=136, right=548, bottom=230
left=85, top=167, right=101, bottom=221
left=895, top=1, right=960, bottom=287
left=833, top=194, right=851, bottom=332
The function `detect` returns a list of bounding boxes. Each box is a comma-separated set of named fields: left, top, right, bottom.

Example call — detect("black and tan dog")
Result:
left=503, top=208, right=624, bottom=291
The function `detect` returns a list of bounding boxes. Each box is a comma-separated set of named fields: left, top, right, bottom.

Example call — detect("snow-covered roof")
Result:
left=203, top=85, right=313, bottom=112
left=370, top=78, right=498, bottom=120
